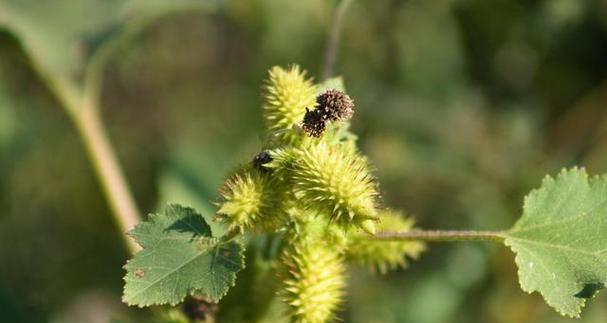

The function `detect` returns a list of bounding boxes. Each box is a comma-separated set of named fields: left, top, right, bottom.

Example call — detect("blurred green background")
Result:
left=1, top=0, right=607, bottom=322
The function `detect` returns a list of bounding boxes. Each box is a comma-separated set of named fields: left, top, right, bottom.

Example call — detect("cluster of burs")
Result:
left=216, top=66, right=424, bottom=323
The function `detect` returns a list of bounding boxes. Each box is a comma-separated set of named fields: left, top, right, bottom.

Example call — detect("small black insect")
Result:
left=253, top=150, right=273, bottom=171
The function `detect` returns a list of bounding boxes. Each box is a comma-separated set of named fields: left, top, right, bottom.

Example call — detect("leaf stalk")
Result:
left=374, top=230, right=506, bottom=242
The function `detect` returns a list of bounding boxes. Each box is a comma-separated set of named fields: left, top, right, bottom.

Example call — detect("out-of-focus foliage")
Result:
left=1, top=0, right=607, bottom=322
left=0, top=0, right=217, bottom=95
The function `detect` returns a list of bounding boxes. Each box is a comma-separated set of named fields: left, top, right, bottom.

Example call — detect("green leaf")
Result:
left=505, top=168, right=607, bottom=317
left=123, top=204, right=245, bottom=307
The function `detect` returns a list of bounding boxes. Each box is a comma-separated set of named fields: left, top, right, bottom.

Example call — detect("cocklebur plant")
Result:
left=123, top=65, right=607, bottom=322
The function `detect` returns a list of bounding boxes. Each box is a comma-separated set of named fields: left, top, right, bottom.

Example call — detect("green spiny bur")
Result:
left=122, top=66, right=426, bottom=320
left=281, top=216, right=346, bottom=323
left=121, top=66, right=607, bottom=321
left=263, top=65, right=317, bottom=145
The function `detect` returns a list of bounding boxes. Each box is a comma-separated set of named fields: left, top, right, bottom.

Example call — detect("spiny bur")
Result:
left=263, top=65, right=316, bottom=145
left=216, top=171, right=275, bottom=232
left=213, top=65, right=424, bottom=323
left=290, top=142, right=379, bottom=231
left=282, top=217, right=346, bottom=323
left=301, top=108, right=326, bottom=138
left=316, top=89, right=354, bottom=122
left=302, top=89, right=354, bottom=137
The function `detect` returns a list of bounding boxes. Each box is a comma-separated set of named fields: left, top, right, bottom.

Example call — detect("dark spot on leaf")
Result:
left=134, top=269, right=145, bottom=278
left=574, top=282, right=605, bottom=299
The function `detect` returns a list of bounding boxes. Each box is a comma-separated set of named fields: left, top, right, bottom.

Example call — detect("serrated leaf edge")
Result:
left=122, top=204, right=245, bottom=307
left=503, top=238, right=585, bottom=318
left=121, top=239, right=246, bottom=307
left=505, top=166, right=597, bottom=318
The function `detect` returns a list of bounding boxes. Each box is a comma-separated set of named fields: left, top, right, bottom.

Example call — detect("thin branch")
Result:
left=374, top=230, right=507, bottom=243
left=23, top=48, right=142, bottom=254
left=72, top=96, right=142, bottom=253
left=19, top=5, right=220, bottom=255
left=321, top=0, right=354, bottom=81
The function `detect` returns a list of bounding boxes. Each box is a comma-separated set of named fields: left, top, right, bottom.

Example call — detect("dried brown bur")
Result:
left=302, top=108, right=326, bottom=137
left=317, top=89, right=355, bottom=122
left=302, top=89, right=355, bottom=137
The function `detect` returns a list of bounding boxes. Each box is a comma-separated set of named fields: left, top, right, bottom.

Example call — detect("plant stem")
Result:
left=71, top=96, right=142, bottom=253
left=18, top=4, right=222, bottom=256
left=374, top=230, right=506, bottom=243
left=26, top=66, right=142, bottom=254
left=320, top=0, right=353, bottom=80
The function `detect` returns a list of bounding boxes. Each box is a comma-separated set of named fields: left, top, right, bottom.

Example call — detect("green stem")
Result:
left=14, top=1, right=221, bottom=256
left=374, top=230, right=506, bottom=242
left=24, top=61, right=142, bottom=254
left=320, top=0, right=354, bottom=80
left=71, top=96, right=142, bottom=253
